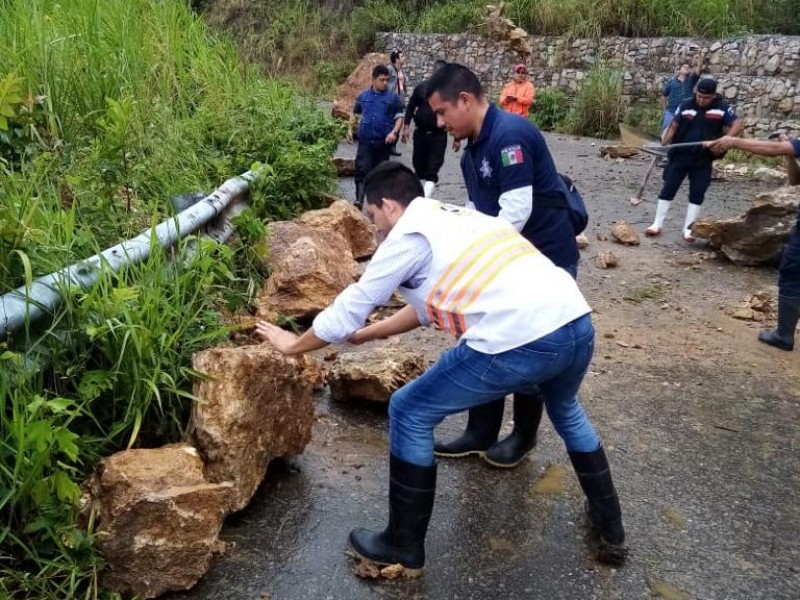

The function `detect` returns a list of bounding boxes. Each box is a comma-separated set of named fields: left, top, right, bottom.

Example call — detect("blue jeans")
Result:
left=389, top=314, right=599, bottom=466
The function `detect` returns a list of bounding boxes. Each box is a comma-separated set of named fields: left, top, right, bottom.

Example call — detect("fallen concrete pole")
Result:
left=0, top=170, right=259, bottom=339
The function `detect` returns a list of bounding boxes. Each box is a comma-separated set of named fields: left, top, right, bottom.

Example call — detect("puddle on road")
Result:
left=530, top=464, right=569, bottom=494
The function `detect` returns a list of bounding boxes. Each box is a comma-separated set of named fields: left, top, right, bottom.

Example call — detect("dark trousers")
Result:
left=779, top=212, right=800, bottom=296
left=412, top=129, right=447, bottom=183
left=355, top=142, right=392, bottom=205
left=658, top=158, right=712, bottom=205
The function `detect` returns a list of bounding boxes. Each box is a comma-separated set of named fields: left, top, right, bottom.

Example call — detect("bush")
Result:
left=0, top=1, right=342, bottom=597
left=564, top=61, right=624, bottom=138
left=416, top=0, right=483, bottom=34
left=624, top=104, right=663, bottom=138
left=529, top=87, right=570, bottom=131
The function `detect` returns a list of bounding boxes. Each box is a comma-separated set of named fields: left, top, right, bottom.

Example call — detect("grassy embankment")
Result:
left=0, top=0, right=343, bottom=598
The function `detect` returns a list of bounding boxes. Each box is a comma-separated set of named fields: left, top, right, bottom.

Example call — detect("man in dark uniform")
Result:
left=348, top=65, right=405, bottom=209
left=645, top=77, right=742, bottom=241
left=426, top=63, right=581, bottom=469
left=707, top=133, right=800, bottom=351
left=401, top=59, right=457, bottom=198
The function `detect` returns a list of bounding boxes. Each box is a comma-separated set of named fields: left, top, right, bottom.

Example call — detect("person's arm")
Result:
left=661, top=116, right=679, bottom=145
left=499, top=83, right=513, bottom=107
left=348, top=92, right=364, bottom=143
left=385, top=95, right=405, bottom=145
left=254, top=323, right=329, bottom=355
left=517, top=82, right=535, bottom=108
left=660, top=79, right=671, bottom=108
left=493, top=133, right=536, bottom=232
left=348, top=304, right=421, bottom=345
left=706, top=136, right=797, bottom=157
left=694, top=50, right=705, bottom=76
left=309, top=233, right=431, bottom=345
left=402, top=87, right=421, bottom=142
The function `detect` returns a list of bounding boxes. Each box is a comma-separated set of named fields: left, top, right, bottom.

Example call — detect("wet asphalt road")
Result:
left=168, top=133, right=800, bottom=600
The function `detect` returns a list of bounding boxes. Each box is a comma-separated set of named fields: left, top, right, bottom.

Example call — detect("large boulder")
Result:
left=256, top=221, right=359, bottom=320
left=84, top=444, right=232, bottom=598
left=692, top=186, right=800, bottom=265
left=327, top=347, right=426, bottom=403
left=331, top=53, right=389, bottom=121
left=296, top=199, right=377, bottom=260
left=189, top=344, right=319, bottom=511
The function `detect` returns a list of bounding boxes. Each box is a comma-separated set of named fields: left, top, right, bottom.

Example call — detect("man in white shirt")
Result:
left=256, top=162, right=626, bottom=571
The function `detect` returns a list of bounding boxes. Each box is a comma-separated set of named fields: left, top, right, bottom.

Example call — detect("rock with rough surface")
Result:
left=296, top=200, right=377, bottom=259
left=332, top=53, right=389, bottom=121
left=692, top=186, right=800, bottom=265
left=576, top=233, right=590, bottom=249
left=600, top=145, right=639, bottom=159
left=611, top=222, right=641, bottom=245
left=328, top=348, right=426, bottom=403
left=257, top=221, right=359, bottom=320
left=84, top=444, right=232, bottom=599
left=596, top=250, right=619, bottom=268
left=189, top=344, right=319, bottom=511
left=333, top=157, right=357, bottom=177
left=753, top=166, right=787, bottom=184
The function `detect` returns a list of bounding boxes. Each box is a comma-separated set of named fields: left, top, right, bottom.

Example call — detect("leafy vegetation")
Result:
left=198, top=0, right=798, bottom=97
left=1, top=0, right=342, bottom=597
left=564, top=62, right=624, bottom=138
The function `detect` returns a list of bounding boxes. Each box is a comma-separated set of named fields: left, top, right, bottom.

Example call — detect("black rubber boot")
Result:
left=433, top=399, right=504, bottom=458
left=568, top=447, right=628, bottom=567
left=354, top=180, right=365, bottom=211
left=758, top=295, right=800, bottom=351
left=483, top=392, right=544, bottom=468
left=349, top=454, right=436, bottom=572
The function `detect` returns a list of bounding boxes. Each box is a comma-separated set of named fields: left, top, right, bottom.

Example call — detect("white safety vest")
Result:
left=390, top=197, right=591, bottom=354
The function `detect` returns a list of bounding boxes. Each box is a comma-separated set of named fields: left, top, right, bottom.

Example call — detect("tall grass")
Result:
left=0, top=0, right=342, bottom=597
left=564, top=61, right=624, bottom=138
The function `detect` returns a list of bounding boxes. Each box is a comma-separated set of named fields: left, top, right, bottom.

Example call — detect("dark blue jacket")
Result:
left=461, top=104, right=578, bottom=270
left=354, top=88, right=405, bottom=145
left=670, top=95, right=738, bottom=162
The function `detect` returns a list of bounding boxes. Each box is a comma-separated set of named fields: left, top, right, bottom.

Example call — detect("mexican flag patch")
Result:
left=500, top=145, right=524, bottom=166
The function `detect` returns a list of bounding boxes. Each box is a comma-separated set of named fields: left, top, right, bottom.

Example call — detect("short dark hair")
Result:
left=424, top=63, right=483, bottom=102
left=390, top=50, right=402, bottom=64
left=372, top=64, right=390, bottom=79
left=363, top=162, right=423, bottom=208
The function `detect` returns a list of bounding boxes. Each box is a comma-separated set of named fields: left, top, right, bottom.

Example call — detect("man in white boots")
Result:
left=401, top=59, right=459, bottom=198
left=646, top=77, right=742, bottom=241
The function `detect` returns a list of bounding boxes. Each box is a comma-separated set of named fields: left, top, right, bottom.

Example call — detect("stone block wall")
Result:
left=376, top=32, right=800, bottom=136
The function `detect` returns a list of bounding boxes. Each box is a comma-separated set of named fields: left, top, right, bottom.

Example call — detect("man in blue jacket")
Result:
left=426, top=63, right=580, bottom=470
left=348, top=65, right=405, bottom=209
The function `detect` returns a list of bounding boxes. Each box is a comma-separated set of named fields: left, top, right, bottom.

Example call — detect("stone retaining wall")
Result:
left=376, top=32, right=800, bottom=136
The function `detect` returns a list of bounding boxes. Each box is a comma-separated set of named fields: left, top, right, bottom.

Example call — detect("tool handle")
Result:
left=646, top=141, right=707, bottom=150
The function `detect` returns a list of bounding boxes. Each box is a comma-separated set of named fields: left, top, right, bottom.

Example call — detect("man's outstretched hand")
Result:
left=255, top=321, right=299, bottom=354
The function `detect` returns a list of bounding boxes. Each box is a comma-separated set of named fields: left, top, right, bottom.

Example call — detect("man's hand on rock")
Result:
left=255, top=321, right=298, bottom=354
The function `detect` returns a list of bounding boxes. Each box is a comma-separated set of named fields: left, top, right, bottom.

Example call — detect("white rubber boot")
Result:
left=423, top=180, right=436, bottom=198
left=645, top=199, right=672, bottom=236
left=683, top=203, right=702, bottom=242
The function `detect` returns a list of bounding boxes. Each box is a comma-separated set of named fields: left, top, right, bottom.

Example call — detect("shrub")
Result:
left=564, top=61, right=624, bottom=138
left=529, top=87, right=570, bottom=131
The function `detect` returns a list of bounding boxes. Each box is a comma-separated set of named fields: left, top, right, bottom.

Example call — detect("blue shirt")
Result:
left=792, top=139, right=800, bottom=157
left=461, top=104, right=578, bottom=270
left=662, top=74, right=699, bottom=112
left=354, top=88, right=405, bottom=145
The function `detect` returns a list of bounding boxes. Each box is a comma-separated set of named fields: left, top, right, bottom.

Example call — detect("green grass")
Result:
left=0, top=1, right=343, bottom=597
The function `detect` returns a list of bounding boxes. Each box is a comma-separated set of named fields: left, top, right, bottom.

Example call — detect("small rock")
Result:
left=595, top=250, right=619, bottom=269
left=332, top=157, right=356, bottom=177
left=596, top=232, right=609, bottom=242
left=611, top=222, right=640, bottom=245
left=576, top=233, right=590, bottom=249
left=599, top=145, right=639, bottom=159
left=752, top=166, right=787, bottom=184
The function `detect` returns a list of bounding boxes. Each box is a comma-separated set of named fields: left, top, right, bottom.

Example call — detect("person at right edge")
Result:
left=645, top=77, right=742, bottom=241
left=706, top=132, right=800, bottom=352
left=426, top=63, right=581, bottom=469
